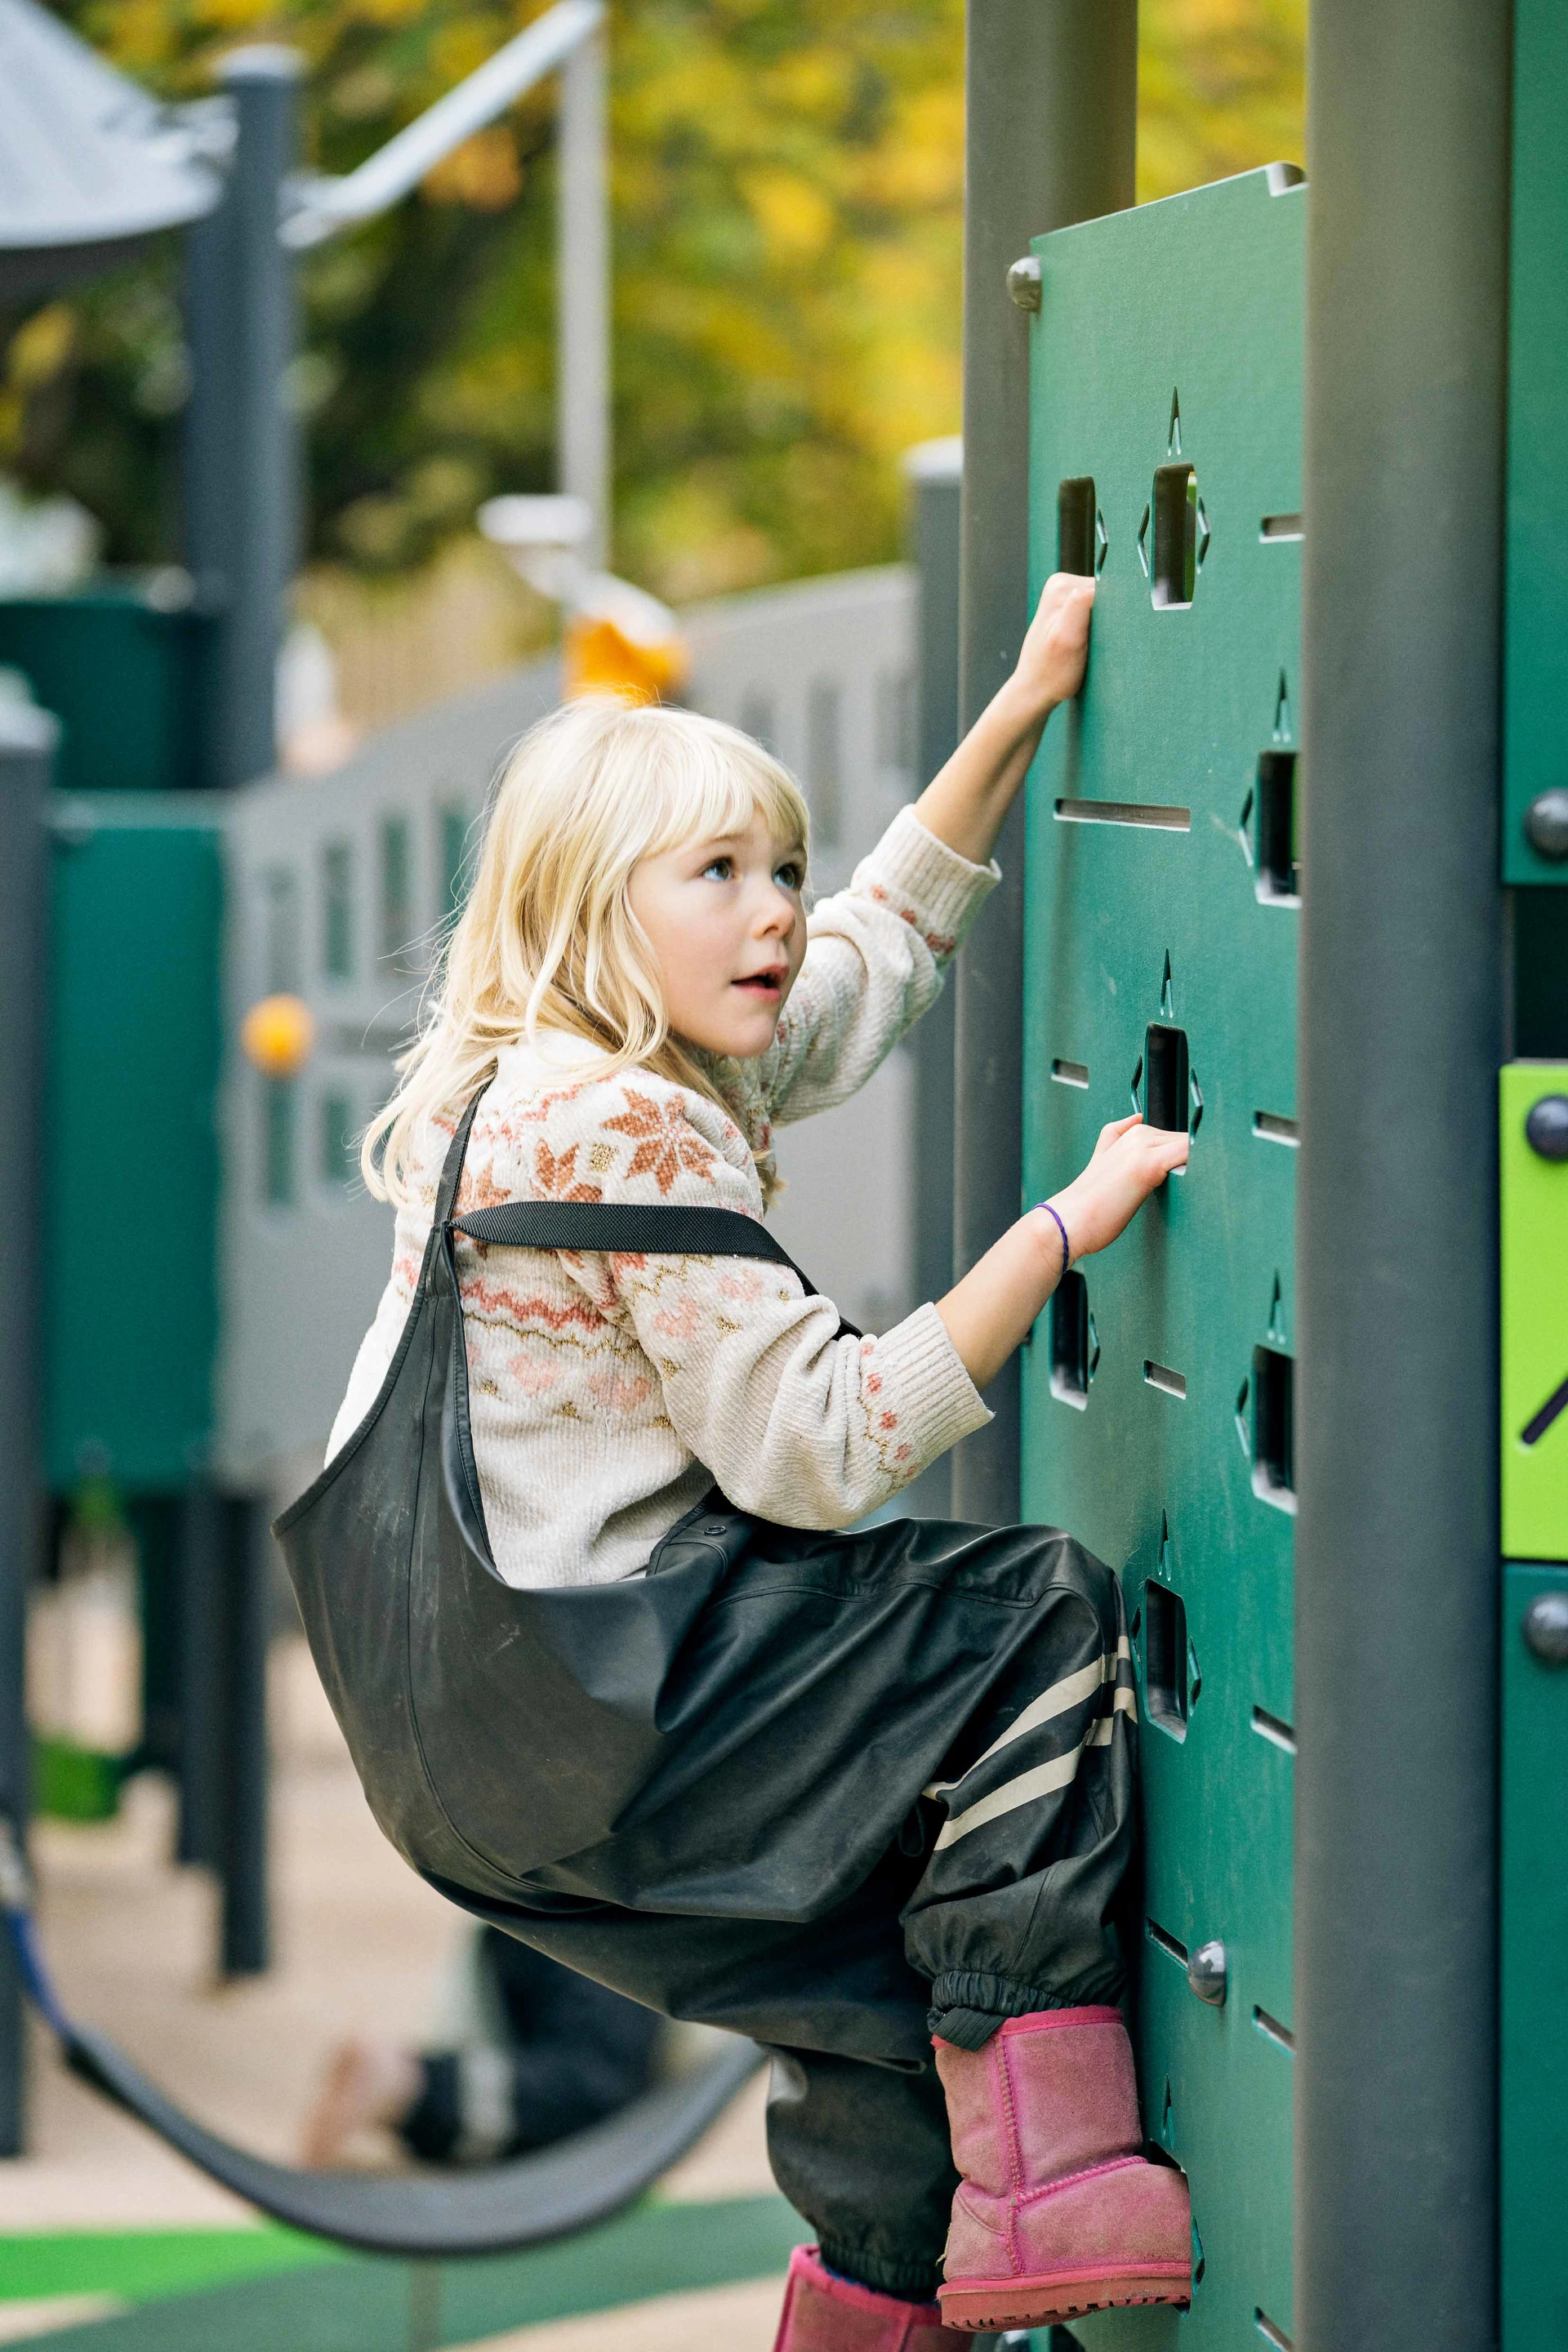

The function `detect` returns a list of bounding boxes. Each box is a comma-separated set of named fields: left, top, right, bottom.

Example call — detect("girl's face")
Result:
left=629, top=807, right=808, bottom=1059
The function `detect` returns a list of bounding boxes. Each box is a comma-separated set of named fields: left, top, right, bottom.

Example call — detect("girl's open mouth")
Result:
left=734, top=972, right=784, bottom=994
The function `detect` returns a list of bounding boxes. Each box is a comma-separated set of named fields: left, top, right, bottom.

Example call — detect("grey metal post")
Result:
left=219, top=1499, right=270, bottom=1977
left=175, top=1486, right=225, bottom=1869
left=1297, top=4, right=1511, bottom=2346
left=951, top=0, right=1136, bottom=1525
left=905, top=439, right=963, bottom=1517
left=558, top=25, right=610, bottom=568
left=186, top=47, right=302, bottom=789
left=0, top=703, right=56, bottom=2154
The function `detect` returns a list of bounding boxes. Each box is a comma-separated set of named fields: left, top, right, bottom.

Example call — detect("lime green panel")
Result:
left=1022, top=169, right=1304, bottom=2352
left=1503, top=0, right=1568, bottom=884
left=1500, top=1062, right=1568, bottom=1561
left=1501, top=1563, right=1568, bottom=2350
left=45, top=807, right=223, bottom=1492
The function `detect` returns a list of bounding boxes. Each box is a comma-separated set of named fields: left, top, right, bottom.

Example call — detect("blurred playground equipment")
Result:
left=0, top=3, right=1563, bottom=2352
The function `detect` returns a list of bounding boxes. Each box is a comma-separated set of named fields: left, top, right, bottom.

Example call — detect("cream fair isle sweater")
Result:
left=327, top=806, right=996, bottom=1588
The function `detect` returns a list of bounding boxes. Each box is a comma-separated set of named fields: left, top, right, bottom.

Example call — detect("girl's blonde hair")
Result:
left=364, top=693, right=811, bottom=1206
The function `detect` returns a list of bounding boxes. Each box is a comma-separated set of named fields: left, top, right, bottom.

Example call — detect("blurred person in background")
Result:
left=303, top=1924, right=661, bottom=2168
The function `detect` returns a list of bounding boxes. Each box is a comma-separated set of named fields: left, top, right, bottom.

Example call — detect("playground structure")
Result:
left=0, top=5, right=1563, bottom=2352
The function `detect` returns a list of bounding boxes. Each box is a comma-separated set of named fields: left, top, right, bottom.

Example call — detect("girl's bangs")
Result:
left=639, top=725, right=809, bottom=866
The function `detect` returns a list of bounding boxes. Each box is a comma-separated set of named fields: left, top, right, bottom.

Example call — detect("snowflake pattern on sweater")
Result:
left=327, top=806, right=996, bottom=1588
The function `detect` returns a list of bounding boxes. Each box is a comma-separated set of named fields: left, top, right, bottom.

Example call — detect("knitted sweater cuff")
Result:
left=853, top=806, right=1000, bottom=963
left=872, top=1301, right=992, bottom=1478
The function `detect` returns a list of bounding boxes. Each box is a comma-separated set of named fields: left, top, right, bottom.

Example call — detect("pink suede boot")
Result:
left=773, top=2244, right=973, bottom=2352
left=934, top=2006, right=1192, bottom=2332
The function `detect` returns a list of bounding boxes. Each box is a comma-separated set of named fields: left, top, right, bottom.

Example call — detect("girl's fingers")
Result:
left=1094, top=1113, right=1143, bottom=1156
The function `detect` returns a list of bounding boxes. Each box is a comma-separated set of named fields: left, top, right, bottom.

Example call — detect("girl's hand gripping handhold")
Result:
left=936, top=1115, right=1187, bottom=1394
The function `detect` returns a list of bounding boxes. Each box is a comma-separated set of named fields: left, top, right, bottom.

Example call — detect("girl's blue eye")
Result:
left=702, top=858, right=733, bottom=880
left=775, top=862, right=804, bottom=891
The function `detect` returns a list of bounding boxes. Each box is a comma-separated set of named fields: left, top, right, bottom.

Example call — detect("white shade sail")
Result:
left=0, top=0, right=220, bottom=296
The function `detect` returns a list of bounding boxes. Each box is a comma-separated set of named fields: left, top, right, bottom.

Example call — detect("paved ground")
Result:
left=1, top=1633, right=783, bottom=2346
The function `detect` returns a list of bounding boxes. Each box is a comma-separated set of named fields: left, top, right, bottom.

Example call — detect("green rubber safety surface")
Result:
left=1500, top=1062, right=1568, bottom=1560
left=1021, top=167, right=1303, bottom=2352
left=0, top=2224, right=338, bottom=2305
left=0, top=2196, right=806, bottom=2350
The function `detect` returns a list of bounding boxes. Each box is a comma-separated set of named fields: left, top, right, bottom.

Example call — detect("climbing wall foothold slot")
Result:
left=1151, top=462, right=1200, bottom=608
left=1252, top=2011, right=1296, bottom=2057
left=1250, top=1704, right=1297, bottom=1755
left=1254, top=751, right=1301, bottom=902
left=1145, top=1023, right=1190, bottom=1133
left=1143, top=1578, right=1190, bottom=1740
left=1049, top=1271, right=1090, bottom=1409
left=1251, top=1345, right=1296, bottom=1511
left=1058, top=478, right=1098, bottom=577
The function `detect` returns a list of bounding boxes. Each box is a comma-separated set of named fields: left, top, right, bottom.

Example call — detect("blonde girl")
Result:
left=299, top=573, right=1192, bottom=2343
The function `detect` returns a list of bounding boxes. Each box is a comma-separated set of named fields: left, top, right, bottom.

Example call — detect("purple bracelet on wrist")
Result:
left=1038, top=1200, right=1071, bottom=1281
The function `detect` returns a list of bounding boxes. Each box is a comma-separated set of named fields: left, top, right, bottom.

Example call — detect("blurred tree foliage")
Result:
left=3, top=0, right=1302, bottom=600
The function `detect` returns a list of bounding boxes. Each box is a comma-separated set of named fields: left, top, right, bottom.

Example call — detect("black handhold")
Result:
left=1524, top=788, right=1568, bottom=861
left=1523, top=1592, right=1568, bottom=1666
left=1187, top=1939, right=1227, bottom=2007
left=1525, top=1095, right=1568, bottom=1162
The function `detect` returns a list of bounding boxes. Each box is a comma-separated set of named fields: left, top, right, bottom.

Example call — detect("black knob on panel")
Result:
left=1523, top=1592, right=1568, bottom=1665
left=1526, top=1096, right=1568, bottom=1162
left=1525, top=789, right=1568, bottom=860
left=1187, top=1940, right=1227, bottom=2007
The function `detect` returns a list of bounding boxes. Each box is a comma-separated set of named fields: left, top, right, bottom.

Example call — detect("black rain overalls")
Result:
left=277, top=1090, right=1138, bottom=2301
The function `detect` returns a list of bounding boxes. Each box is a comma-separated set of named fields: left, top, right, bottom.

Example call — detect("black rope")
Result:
left=0, top=1815, right=760, bottom=2259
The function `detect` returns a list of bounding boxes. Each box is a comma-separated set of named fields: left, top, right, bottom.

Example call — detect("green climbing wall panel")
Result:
left=1500, top=1561, right=1568, bottom=2352
left=1021, top=168, right=1304, bottom=2352
left=1504, top=0, right=1568, bottom=884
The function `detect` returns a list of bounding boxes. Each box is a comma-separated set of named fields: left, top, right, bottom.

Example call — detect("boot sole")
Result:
left=940, top=2266, right=1192, bottom=2331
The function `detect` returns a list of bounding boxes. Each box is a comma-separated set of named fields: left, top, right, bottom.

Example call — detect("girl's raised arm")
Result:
left=914, top=572, right=1095, bottom=866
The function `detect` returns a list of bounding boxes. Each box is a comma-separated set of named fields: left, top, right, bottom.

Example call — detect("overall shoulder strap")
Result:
left=431, top=1084, right=491, bottom=1227
left=451, top=1199, right=860, bottom=1337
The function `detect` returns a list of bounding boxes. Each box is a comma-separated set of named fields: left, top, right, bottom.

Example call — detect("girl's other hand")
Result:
left=1046, top=1115, right=1188, bottom=1263
left=935, top=1114, right=1186, bottom=1392
left=1013, top=572, right=1095, bottom=718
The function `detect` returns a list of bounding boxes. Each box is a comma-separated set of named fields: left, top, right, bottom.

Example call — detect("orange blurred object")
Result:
left=564, top=612, right=688, bottom=706
left=240, top=993, right=317, bottom=1078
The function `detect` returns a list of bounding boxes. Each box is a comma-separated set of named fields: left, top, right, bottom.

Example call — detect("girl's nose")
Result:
left=757, top=885, right=796, bottom=937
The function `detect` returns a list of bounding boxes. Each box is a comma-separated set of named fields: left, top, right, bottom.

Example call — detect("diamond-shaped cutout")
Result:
left=1136, top=503, right=1151, bottom=578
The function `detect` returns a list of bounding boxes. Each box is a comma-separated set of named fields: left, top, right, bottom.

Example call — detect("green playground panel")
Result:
left=1500, top=1562, right=1568, bottom=2352
left=1504, top=0, right=1568, bottom=885
left=0, top=589, right=218, bottom=798
left=1500, top=1062, right=1568, bottom=1561
left=44, top=804, right=224, bottom=1493
left=1021, top=168, right=1304, bottom=2352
